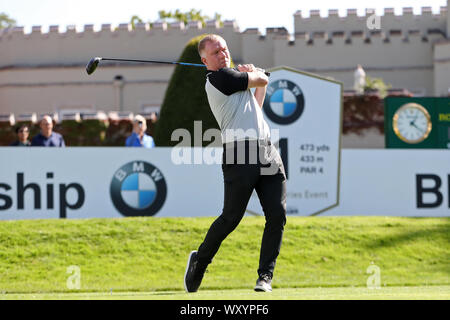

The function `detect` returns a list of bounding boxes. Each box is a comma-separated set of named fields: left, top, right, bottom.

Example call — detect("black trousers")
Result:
left=197, top=140, right=287, bottom=277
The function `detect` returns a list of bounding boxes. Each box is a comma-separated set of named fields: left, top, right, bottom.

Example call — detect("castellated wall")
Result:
left=0, top=20, right=243, bottom=114
left=0, top=5, right=449, bottom=118
left=294, top=6, right=448, bottom=37
left=0, top=20, right=242, bottom=67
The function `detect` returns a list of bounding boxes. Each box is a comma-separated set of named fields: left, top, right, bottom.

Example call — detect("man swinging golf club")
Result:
left=184, top=34, right=287, bottom=293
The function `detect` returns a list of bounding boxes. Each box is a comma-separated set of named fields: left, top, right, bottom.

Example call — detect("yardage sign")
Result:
left=247, top=66, right=343, bottom=216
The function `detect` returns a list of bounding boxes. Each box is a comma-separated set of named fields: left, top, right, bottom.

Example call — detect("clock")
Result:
left=393, top=103, right=432, bottom=144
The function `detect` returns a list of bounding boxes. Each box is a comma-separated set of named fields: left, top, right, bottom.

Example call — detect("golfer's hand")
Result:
left=238, top=64, right=268, bottom=76
left=237, top=64, right=256, bottom=72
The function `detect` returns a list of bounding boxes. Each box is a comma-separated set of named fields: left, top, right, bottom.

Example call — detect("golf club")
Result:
left=85, top=57, right=270, bottom=76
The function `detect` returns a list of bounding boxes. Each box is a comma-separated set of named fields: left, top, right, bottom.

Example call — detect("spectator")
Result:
left=31, top=115, right=65, bottom=147
left=125, top=114, right=155, bottom=148
left=10, top=124, right=31, bottom=146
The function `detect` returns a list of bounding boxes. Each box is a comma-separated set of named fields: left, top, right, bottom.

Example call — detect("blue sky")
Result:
left=0, top=0, right=447, bottom=34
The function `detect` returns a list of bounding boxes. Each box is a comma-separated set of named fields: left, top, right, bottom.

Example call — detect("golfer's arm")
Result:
left=254, top=86, right=267, bottom=108
left=247, top=70, right=268, bottom=89
left=246, top=70, right=268, bottom=108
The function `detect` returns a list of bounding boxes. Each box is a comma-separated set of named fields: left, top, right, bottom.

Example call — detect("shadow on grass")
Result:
left=362, top=222, right=449, bottom=249
left=360, top=220, right=450, bottom=274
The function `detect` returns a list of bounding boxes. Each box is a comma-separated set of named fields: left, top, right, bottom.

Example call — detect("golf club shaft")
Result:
left=100, top=58, right=270, bottom=75
left=101, top=57, right=205, bottom=67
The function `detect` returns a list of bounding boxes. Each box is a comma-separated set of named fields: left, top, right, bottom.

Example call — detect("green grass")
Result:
left=2, top=286, right=449, bottom=300
left=0, top=217, right=448, bottom=295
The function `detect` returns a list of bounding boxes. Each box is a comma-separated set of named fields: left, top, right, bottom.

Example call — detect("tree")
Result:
left=0, top=12, right=16, bottom=29
left=130, top=15, right=144, bottom=29
left=364, top=76, right=391, bottom=98
left=130, top=9, right=223, bottom=28
left=159, top=9, right=222, bottom=26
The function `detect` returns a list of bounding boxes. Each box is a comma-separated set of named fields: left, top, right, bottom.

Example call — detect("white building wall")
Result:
left=0, top=5, right=449, bottom=150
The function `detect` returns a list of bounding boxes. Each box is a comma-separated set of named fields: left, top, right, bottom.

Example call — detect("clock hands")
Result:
left=409, top=118, right=425, bottom=134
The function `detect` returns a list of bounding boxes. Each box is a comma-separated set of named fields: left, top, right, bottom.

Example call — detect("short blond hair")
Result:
left=198, top=34, right=225, bottom=58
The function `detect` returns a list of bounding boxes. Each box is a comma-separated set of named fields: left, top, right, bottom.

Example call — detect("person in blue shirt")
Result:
left=125, top=114, right=155, bottom=148
left=31, top=115, right=65, bottom=147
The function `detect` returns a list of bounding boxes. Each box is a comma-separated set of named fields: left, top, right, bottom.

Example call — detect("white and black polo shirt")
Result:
left=205, top=68, right=271, bottom=144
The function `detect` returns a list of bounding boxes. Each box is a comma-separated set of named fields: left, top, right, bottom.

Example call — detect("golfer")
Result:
left=184, top=34, right=287, bottom=292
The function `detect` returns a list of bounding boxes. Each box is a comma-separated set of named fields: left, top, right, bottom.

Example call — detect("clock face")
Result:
left=393, top=103, right=432, bottom=144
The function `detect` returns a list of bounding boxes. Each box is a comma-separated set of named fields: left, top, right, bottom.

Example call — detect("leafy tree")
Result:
left=130, top=15, right=144, bottom=29
left=364, top=76, right=391, bottom=98
left=159, top=9, right=222, bottom=26
left=0, top=12, right=16, bottom=29
left=130, top=9, right=223, bottom=28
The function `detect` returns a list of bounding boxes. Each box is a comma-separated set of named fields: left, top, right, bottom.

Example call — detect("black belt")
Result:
left=222, top=139, right=271, bottom=150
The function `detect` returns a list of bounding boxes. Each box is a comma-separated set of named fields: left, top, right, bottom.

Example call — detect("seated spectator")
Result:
left=31, top=115, right=65, bottom=147
left=10, top=124, right=31, bottom=146
left=125, top=114, right=155, bottom=148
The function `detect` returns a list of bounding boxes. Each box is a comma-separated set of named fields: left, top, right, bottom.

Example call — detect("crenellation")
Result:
left=49, top=25, right=59, bottom=33
left=187, top=21, right=202, bottom=29
left=0, top=5, right=444, bottom=44
left=421, top=7, right=433, bottom=15
left=153, top=21, right=168, bottom=30
left=134, top=22, right=149, bottom=33
left=1, top=21, right=443, bottom=49
left=206, top=20, right=220, bottom=29
left=0, top=5, right=446, bottom=72
left=1, top=3, right=448, bottom=111
left=243, top=28, right=260, bottom=35
left=403, top=7, right=414, bottom=15
left=65, top=25, right=77, bottom=38
left=223, top=20, right=239, bottom=31
left=100, top=24, right=112, bottom=32
left=384, top=8, right=395, bottom=15
left=83, top=24, right=94, bottom=32
left=31, top=26, right=42, bottom=34
left=310, top=10, right=321, bottom=17
left=118, top=23, right=131, bottom=31
left=170, top=22, right=185, bottom=30
left=328, top=9, right=339, bottom=17
left=12, top=27, right=24, bottom=35
left=266, top=27, right=288, bottom=37
left=112, top=23, right=131, bottom=38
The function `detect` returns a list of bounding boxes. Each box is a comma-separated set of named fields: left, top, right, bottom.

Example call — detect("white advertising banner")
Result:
left=0, top=148, right=448, bottom=219
left=257, top=66, right=343, bottom=216
left=0, top=147, right=223, bottom=220
left=324, top=149, right=450, bottom=217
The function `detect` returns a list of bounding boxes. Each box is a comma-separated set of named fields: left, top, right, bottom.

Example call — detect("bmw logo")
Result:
left=263, top=79, right=305, bottom=125
left=110, top=161, right=167, bottom=217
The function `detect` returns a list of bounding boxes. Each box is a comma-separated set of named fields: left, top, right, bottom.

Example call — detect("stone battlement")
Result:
left=0, top=5, right=448, bottom=73
left=0, top=19, right=239, bottom=38
left=294, top=6, right=447, bottom=18
left=294, top=6, right=448, bottom=36
left=0, top=20, right=242, bottom=68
